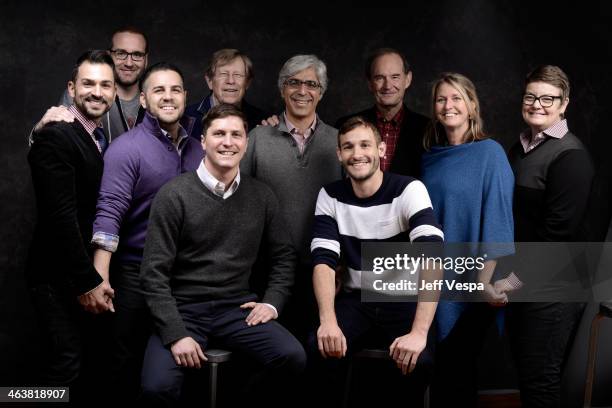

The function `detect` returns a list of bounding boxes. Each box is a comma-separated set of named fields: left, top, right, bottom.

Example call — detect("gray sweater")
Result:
left=241, top=116, right=342, bottom=265
left=141, top=172, right=297, bottom=345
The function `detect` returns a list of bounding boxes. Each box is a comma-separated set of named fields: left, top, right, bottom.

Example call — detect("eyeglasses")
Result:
left=216, top=72, right=246, bottom=81
left=109, top=49, right=147, bottom=61
left=284, top=78, right=321, bottom=90
left=522, top=94, right=562, bottom=107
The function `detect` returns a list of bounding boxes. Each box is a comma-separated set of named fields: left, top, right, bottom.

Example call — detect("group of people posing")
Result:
left=27, top=26, right=594, bottom=407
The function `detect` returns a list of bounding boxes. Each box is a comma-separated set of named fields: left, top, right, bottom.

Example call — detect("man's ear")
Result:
left=139, top=92, right=147, bottom=109
left=336, top=146, right=343, bottom=163
left=378, top=141, right=387, bottom=158
left=404, top=71, right=413, bottom=90
left=67, top=81, right=76, bottom=99
left=205, top=75, right=213, bottom=90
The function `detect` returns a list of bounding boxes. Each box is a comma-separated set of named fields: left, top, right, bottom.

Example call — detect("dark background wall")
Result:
left=1, top=1, right=611, bottom=406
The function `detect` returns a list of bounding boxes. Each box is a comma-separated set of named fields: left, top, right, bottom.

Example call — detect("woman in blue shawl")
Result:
left=420, top=72, right=515, bottom=407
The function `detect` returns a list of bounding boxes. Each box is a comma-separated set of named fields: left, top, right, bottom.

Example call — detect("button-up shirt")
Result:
left=284, top=112, right=317, bottom=154
left=519, top=119, right=569, bottom=153
left=375, top=107, right=405, bottom=171
left=196, top=160, right=241, bottom=199
left=69, top=105, right=104, bottom=153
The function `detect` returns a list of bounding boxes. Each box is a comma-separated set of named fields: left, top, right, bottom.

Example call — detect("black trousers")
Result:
left=107, top=261, right=152, bottom=402
left=306, top=291, right=434, bottom=408
left=430, top=303, right=498, bottom=408
left=141, top=294, right=306, bottom=407
left=30, top=283, right=111, bottom=404
left=507, top=302, right=585, bottom=408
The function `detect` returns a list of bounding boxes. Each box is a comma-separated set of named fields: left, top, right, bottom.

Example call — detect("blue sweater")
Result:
left=421, top=139, right=514, bottom=339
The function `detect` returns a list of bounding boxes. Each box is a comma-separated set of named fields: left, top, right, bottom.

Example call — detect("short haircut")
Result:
left=365, top=48, right=411, bottom=79
left=201, top=103, right=249, bottom=137
left=139, top=62, right=185, bottom=92
left=337, top=116, right=381, bottom=147
left=110, top=26, right=149, bottom=53
left=525, top=65, right=570, bottom=100
left=277, top=54, right=328, bottom=96
left=71, top=50, right=115, bottom=83
left=206, top=49, right=253, bottom=81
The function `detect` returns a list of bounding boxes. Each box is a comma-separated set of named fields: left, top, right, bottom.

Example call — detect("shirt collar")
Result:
left=196, top=160, right=241, bottom=199
left=283, top=112, right=317, bottom=136
left=375, top=105, right=405, bottom=126
left=519, top=119, right=569, bottom=152
left=159, top=126, right=189, bottom=145
left=68, top=105, right=99, bottom=135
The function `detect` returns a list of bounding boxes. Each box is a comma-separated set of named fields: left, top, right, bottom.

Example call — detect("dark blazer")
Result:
left=185, top=94, right=269, bottom=140
left=27, top=120, right=104, bottom=296
left=336, top=105, right=430, bottom=178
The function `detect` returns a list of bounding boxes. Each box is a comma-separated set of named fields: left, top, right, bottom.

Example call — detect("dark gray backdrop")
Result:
left=1, top=1, right=611, bottom=406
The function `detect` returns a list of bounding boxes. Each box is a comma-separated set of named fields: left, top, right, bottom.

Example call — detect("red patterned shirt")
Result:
left=376, top=107, right=405, bottom=171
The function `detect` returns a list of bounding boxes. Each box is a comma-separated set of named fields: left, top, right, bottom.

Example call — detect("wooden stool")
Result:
left=584, top=301, right=612, bottom=408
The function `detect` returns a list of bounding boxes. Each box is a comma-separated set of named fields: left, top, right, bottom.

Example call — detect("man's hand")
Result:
left=171, top=337, right=207, bottom=368
left=389, top=330, right=427, bottom=375
left=34, top=106, right=75, bottom=132
left=77, top=280, right=115, bottom=314
left=260, top=114, right=280, bottom=127
left=240, top=302, right=277, bottom=326
left=317, top=321, right=347, bottom=359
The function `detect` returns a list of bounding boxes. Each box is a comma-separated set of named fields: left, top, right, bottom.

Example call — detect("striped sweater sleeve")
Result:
left=401, top=180, right=444, bottom=242
left=311, top=187, right=341, bottom=268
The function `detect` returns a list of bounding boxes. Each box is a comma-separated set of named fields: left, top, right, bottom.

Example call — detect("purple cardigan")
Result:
left=92, top=112, right=204, bottom=263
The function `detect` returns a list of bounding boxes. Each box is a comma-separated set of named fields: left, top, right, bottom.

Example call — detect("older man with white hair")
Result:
left=241, top=54, right=342, bottom=341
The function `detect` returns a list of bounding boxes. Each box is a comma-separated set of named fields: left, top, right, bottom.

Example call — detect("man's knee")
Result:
left=141, top=372, right=182, bottom=404
left=270, top=337, right=307, bottom=374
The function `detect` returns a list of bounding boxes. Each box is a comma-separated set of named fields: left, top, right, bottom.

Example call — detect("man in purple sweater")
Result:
left=90, top=62, right=203, bottom=401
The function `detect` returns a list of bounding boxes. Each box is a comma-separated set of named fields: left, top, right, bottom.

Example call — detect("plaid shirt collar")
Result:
left=283, top=112, right=317, bottom=138
left=519, top=118, right=569, bottom=153
left=375, top=105, right=405, bottom=127
left=68, top=104, right=99, bottom=136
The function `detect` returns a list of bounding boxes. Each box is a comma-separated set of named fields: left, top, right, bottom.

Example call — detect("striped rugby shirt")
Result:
left=311, top=172, right=444, bottom=290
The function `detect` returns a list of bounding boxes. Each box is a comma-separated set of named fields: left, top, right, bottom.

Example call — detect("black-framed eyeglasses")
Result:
left=522, top=93, right=563, bottom=107
left=109, top=49, right=147, bottom=61
left=284, top=78, right=321, bottom=90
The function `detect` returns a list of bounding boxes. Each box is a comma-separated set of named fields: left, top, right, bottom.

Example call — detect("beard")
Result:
left=346, top=157, right=379, bottom=182
left=114, top=69, right=143, bottom=88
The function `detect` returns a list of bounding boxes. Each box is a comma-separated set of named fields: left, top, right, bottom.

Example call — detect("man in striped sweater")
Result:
left=309, top=116, right=444, bottom=407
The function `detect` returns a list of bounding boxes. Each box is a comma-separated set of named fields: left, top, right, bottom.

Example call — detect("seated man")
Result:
left=309, top=116, right=444, bottom=407
left=140, top=104, right=306, bottom=406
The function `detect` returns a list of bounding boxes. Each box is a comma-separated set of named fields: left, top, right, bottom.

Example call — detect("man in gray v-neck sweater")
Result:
left=140, top=104, right=305, bottom=406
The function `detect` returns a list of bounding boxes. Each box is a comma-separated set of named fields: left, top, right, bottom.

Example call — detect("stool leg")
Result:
left=424, top=385, right=430, bottom=408
left=209, top=362, right=218, bottom=408
left=343, top=360, right=354, bottom=408
left=584, top=313, right=603, bottom=408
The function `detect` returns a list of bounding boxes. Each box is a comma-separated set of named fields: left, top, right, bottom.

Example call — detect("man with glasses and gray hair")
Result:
left=32, top=27, right=149, bottom=143
left=241, top=54, right=342, bottom=342
left=185, top=48, right=269, bottom=140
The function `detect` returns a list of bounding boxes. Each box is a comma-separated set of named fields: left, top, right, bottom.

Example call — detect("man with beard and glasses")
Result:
left=90, top=62, right=203, bottom=402
left=32, top=27, right=149, bottom=143
left=308, top=116, right=443, bottom=407
left=185, top=48, right=269, bottom=140
left=336, top=48, right=429, bottom=178
left=27, top=50, right=117, bottom=403
left=241, top=54, right=342, bottom=343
